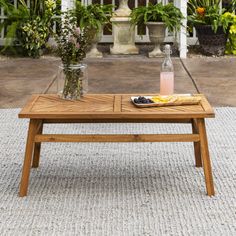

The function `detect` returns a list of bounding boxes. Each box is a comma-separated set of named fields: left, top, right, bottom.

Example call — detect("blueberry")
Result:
left=135, top=96, right=154, bottom=104
left=147, top=99, right=154, bottom=104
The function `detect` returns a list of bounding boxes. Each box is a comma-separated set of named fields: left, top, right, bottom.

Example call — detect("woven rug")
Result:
left=0, top=108, right=236, bottom=235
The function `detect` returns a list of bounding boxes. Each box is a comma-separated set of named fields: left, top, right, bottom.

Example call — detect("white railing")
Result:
left=82, top=0, right=176, bottom=43
left=0, top=6, right=5, bottom=45
left=81, top=0, right=199, bottom=46
left=0, top=0, right=224, bottom=48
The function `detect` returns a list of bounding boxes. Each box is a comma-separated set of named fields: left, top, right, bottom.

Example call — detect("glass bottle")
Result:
left=160, top=44, right=174, bottom=95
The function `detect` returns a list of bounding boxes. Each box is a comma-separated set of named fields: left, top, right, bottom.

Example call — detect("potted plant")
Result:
left=222, top=12, right=236, bottom=55
left=75, top=1, right=113, bottom=58
left=0, top=0, right=57, bottom=58
left=130, top=3, right=184, bottom=57
left=188, top=0, right=232, bottom=56
left=56, top=11, right=93, bottom=100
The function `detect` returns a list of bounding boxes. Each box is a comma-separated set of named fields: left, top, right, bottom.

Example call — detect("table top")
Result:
left=19, top=94, right=215, bottom=120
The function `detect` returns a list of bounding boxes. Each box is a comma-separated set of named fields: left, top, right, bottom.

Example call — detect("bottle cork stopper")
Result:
left=164, top=44, right=172, bottom=54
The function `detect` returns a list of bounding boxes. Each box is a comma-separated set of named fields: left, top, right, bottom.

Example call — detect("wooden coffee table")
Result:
left=18, top=94, right=215, bottom=197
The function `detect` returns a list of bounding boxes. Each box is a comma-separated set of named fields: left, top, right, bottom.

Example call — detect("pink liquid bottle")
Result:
left=160, top=44, right=174, bottom=95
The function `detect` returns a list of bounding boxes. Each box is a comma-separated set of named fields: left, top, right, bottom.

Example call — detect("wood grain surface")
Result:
left=18, top=94, right=215, bottom=197
left=19, top=94, right=215, bottom=119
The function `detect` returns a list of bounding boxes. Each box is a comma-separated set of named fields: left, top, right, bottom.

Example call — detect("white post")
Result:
left=178, top=0, right=187, bottom=58
left=61, top=0, right=75, bottom=11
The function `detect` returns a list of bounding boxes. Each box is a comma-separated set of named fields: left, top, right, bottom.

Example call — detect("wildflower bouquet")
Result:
left=56, top=12, right=92, bottom=66
left=56, top=11, right=93, bottom=100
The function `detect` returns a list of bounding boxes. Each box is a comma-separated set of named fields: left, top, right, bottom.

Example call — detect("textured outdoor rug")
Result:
left=0, top=108, right=236, bottom=236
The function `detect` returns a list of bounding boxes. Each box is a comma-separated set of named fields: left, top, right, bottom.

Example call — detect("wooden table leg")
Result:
left=192, top=119, right=202, bottom=167
left=32, top=121, right=43, bottom=168
left=197, top=118, right=215, bottom=196
left=19, top=119, right=40, bottom=197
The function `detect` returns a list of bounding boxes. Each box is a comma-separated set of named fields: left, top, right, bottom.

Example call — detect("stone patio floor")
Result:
left=0, top=56, right=236, bottom=108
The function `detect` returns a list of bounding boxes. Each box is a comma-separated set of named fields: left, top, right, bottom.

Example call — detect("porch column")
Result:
left=61, top=0, right=75, bottom=11
left=178, top=0, right=188, bottom=58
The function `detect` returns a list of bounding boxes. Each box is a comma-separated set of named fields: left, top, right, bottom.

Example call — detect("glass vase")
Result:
left=57, top=64, right=88, bottom=100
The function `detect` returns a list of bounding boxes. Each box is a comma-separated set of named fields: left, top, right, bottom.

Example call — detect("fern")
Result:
left=130, top=3, right=184, bottom=33
left=74, top=1, right=113, bottom=32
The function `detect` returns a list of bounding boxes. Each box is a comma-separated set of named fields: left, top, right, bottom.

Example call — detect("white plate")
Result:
left=131, top=94, right=200, bottom=108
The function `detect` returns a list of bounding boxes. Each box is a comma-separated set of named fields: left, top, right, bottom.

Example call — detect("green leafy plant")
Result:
left=20, top=17, right=50, bottom=58
left=130, top=3, right=184, bottom=33
left=74, top=1, right=113, bottom=32
left=222, top=12, right=236, bottom=55
left=0, top=0, right=58, bottom=57
left=187, top=0, right=231, bottom=33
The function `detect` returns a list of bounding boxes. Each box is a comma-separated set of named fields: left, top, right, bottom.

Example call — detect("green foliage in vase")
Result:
left=222, top=12, right=236, bottom=55
left=130, top=3, right=184, bottom=33
left=0, top=0, right=58, bottom=57
left=59, top=65, right=85, bottom=100
left=75, top=1, right=113, bottom=32
left=187, top=0, right=232, bottom=33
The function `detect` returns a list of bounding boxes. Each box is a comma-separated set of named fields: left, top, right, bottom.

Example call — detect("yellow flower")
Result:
left=230, top=25, right=236, bottom=34
left=196, top=7, right=205, bottom=16
left=223, top=12, right=232, bottom=17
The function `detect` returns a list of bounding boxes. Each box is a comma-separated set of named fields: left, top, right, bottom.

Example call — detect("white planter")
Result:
left=115, top=0, right=131, bottom=17
left=86, top=27, right=103, bottom=58
left=110, top=17, right=138, bottom=55
left=146, top=22, right=166, bottom=58
left=110, top=0, right=139, bottom=55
